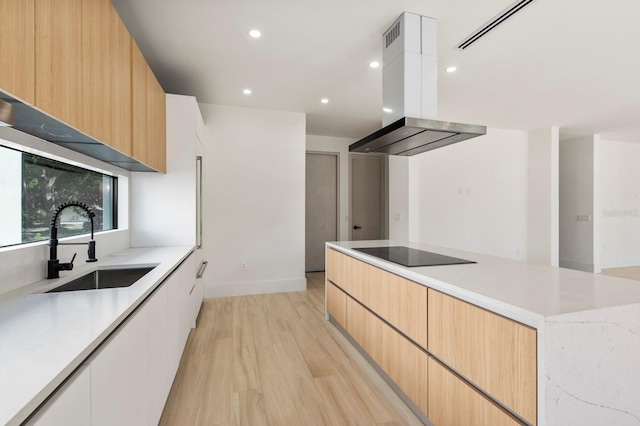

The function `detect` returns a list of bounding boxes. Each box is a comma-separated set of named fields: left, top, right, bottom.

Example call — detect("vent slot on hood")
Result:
left=385, top=21, right=401, bottom=48
left=455, top=0, right=537, bottom=50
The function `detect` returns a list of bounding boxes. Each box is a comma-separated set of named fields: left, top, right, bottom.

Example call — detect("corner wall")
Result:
left=527, top=127, right=559, bottom=266
left=200, top=104, right=306, bottom=297
left=599, top=138, right=640, bottom=268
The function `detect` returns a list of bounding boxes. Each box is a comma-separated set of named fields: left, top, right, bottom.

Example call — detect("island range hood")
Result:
left=350, top=13, right=486, bottom=156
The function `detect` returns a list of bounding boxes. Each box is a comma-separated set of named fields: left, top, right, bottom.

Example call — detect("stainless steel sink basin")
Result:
left=47, top=267, right=156, bottom=293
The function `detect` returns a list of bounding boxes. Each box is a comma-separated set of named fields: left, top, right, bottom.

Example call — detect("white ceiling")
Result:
left=111, top=0, right=640, bottom=142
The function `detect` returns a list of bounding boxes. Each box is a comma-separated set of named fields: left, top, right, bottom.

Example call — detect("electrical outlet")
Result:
left=241, top=262, right=247, bottom=271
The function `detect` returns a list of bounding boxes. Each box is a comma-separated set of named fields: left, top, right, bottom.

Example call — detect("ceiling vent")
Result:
left=455, top=0, right=536, bottom=50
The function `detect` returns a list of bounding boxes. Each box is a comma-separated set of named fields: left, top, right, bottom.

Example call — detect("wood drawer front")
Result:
left=326, top=282, right=347, bottom=327
left=428, top=358, right=520, bottom=426
left=345, top=298, right=428, bottom=416
left=327, top=249, right=428, bottom=348
left=326, top=249, right=347, bottom=289
left=428, top=289, right=537, bottom=425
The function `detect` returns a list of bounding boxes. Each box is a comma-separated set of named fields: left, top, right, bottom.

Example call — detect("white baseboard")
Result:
left=600, top=256, right=640, bottom=270
left=204, top=277, right=307, bottom=298
left=559, top=259, right=594, bottom=273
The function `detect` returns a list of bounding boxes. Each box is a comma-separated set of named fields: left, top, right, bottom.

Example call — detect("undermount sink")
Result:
left=47, top=267, right=156, bottom=293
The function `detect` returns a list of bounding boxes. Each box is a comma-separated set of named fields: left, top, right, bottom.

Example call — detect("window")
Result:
left=0, top=145, right=117, bottom=248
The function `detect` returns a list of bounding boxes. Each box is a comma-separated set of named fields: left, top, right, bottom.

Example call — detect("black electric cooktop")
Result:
left=353, top=246, right=476, bottom=268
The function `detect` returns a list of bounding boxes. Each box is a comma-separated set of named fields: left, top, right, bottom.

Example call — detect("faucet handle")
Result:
left=59, top=253, right=76, bottom=271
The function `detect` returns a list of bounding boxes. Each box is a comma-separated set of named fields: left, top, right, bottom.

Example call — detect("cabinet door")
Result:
left=26, top=365, right=91, bottom=426
left=148, top=284, right=170, bottom=425
left=131, top=40, right=166, bottom=172
left=131, top=39, right=149, bottom=163
left=0, top=0, right=35, bottom=104
left=326, top=248, right=347, bottom=287
left=367, top=266, right=427, bottom=349
left=146, top=68, right=166, bottom=173
left=326, top=282, right=347, bottom=327
left=167, top=253, right=195, bottom=382
left=428, top=289, right=537, bottom=425
left=90, top=305, right=150, bottom=426
left=346, top=297, right=428, bottom=416
left=428, top=357, right=519, bottom=426
left=81, top=0, right=132, bottom=154
left=34, top=0, right=83, bottom=130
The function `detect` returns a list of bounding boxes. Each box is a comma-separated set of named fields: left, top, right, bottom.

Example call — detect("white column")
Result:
left=527, top=127, right=559, bottom=266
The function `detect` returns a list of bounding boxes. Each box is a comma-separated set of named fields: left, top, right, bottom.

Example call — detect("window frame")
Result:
left=0, top=140, right=120, bottom=249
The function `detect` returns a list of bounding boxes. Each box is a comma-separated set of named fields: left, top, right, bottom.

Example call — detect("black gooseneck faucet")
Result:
left=47, top=201, right=98, bottom=279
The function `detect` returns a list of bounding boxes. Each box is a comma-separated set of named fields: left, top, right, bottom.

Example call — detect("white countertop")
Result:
left=0, top=245, right=194, bottom=426
left=328, top=240, right=640, bottom=327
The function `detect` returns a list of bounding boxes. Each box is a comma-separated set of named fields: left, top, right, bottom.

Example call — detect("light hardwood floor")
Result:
left=159, top=272, right=422, bottom=425
left=601, top=265, right=640, bottom=281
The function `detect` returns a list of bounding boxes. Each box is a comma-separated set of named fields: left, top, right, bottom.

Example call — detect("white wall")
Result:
left=393, top=128, right=529, bottom=260
left=201, top=104, right=306, bottom=297
left=0, top=147, right=22, bottom=246
left=0, top=128, right=131, bottom=296
left=305, top=135, right=353, bottom=241
left=559, top=135, right=601, bottom=272
left=599, top=138, right=640, bottom=268
left=527, top=127, right=559, bottom=266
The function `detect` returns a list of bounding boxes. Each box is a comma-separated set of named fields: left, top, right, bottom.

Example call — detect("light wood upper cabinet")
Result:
left=0, top=0, right=35, bottom=104
left=2, top=0, right=165, bottom=171
left=131, top=40, right=148, bottom=162
left=146, top=68, right=166, bottom=173
left=81, top=0, right=132, bottom=156
left=131, top=37, right=166, bottom=173
left=428, top=289, right=537, bottom=425
left=428, top=357, right=519, bottom=426
left=34, top=0, right=83, bottom=130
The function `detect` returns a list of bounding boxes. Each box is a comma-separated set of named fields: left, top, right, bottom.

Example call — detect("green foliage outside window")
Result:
left=21, top=153, right=115, bottom=243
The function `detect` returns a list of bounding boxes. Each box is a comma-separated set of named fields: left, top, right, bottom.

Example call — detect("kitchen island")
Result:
left=0, top=245, right=194, bottom=426
left=325, top=240, right=640, bottom=426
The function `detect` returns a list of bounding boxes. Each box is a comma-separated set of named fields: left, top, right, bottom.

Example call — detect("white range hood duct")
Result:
left=350, top=13, right=486, bottom=156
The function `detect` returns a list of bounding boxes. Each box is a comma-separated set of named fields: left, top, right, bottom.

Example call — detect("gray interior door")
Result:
left=305, top=152, right=338, bottom=272
left=351, top=155, right=383, bottom=241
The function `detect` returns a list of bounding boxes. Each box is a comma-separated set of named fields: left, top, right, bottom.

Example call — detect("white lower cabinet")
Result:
left=26, top=366, right=91, bottom=426
left=27, top=253, right=194, bottom=425
left=167, top=253, right=195, bottom=380
left=90, top=301, right=150, bottom=426
left=189, top=251, right=206, bottom=328
left=147, top=284, right=170, bottom=425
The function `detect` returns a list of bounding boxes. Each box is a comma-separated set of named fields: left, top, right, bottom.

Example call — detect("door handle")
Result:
left=353, top=225, right=362, bottom=230
left=196, top=156, right=203, bottom=249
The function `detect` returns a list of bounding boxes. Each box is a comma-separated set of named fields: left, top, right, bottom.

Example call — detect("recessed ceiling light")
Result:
left=248, top=29, right=261, bottom=38
left=445, top=66, right=457, bottom=73
left=383, top=107, right=393, bottom=113
left=243, top=89, right=252, bottom=95
left=369, top=61, right=380, bottom=68
left=321, top=98, right=329, bottom=104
